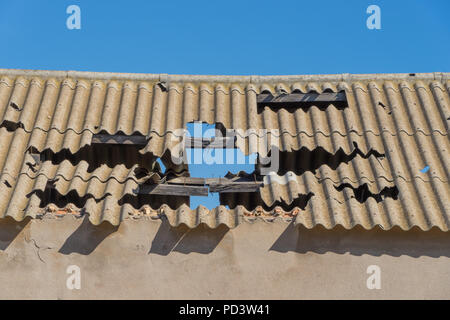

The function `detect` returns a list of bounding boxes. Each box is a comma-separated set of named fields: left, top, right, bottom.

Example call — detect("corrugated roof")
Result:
left=221, top=172, right=448, bottom=231
left=1, top=71, right=448, bottom=156
left=0, top=69, right=448, bottom=230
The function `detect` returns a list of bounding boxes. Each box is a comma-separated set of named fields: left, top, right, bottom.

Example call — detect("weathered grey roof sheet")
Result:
left=0, top=69, right=448, bottom=230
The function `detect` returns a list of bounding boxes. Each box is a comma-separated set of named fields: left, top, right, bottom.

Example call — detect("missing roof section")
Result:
left=185, top=122, right=256, bottom=208
left=257, top=90, right=348, bottom=111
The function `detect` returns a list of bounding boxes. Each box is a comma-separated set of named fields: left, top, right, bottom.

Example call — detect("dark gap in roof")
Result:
left=257, top=102, right=348, bottom=113
left=92, top=130, right=148, bottom=144
left=157, top=82, right=167, bottom=91
left=257, top=143, right=385, bottom=176
left=32, top=144, right=162, bottom=173
left=9, top=102, right=23, bottom=111
left=378, top=101, right=392, bottom=114
left=118, top=194, right=189, bottom=210
left=0, top=120, right=24, bottom=132
left=220, top=192, right=314, bottom=211
left=334, top=183, right=399, bottom=203
left=27, top=187, right=110, bottom=209
left=29, top=182, right=189, bottom=212
left=257, top=91, right=348, bottom=112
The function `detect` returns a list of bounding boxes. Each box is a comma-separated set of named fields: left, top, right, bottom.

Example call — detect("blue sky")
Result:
left=1, top=0, right=448, bottom=208
left=1, top=0, right=449, bottom=75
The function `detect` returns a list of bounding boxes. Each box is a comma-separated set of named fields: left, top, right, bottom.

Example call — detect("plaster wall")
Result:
left=0, top=216, right=449, bottom=299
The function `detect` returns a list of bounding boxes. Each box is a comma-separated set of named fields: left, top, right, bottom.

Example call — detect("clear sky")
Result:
left=1, top=0, right=449, bottom=208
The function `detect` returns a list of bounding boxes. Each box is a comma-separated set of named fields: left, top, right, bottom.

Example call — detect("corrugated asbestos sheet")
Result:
left=0, top=69, right=448, bottom=230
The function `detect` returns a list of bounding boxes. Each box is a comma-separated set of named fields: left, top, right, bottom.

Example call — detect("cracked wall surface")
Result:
left=1, top=216, right=450, bottom=299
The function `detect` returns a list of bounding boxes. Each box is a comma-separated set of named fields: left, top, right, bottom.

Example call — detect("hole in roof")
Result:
left=190, top=194, right=220, bottom=210
left=334, top=183, right=399, bottom=203
left=35, top=144, right=160, bottom=173
left=220, top=191, right=314, bottom=211
left=185, top=122, right=256, bottom=209
left=156, top=158, right=166, bottom=173
left=258, top=144, right=385, bottom=176
left=27, top=186, right=111, bottom=209
left=256, top=91, right=348, bottom=112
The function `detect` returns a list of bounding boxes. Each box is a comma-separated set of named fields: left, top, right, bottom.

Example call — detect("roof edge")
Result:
left=0, top=68, right=447, bottom=83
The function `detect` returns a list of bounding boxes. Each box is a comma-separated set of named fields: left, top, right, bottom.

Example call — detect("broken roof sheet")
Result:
left=1, top=70, right=448, bottom=156
left=0, top=69, right=448, bottom=230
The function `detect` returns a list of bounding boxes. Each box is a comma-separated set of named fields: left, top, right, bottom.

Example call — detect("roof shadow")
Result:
left=0, top=217, right=30, bottom=251
left=172, top=224, right=229, bottom=254
left=269, top=222, right=450, bottom=258
left=58, top=216, right=118, bottom=255
left=148, top=220, right=189, bottom=255
left=149, top=219, right=228, bottom=255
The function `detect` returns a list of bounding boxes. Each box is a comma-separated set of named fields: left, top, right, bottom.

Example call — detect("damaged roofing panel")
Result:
left=220, top=178, right=449, bottom=231
left=220, top=170, right=449, bottom=231
left=0, top=69, right=448, bottom=231
left=0, top=72, right=448, bottom=158
left=256, top=132, right=450, bottom=183
left=2, top=149, right=448, bottom=230
left=16, top=181, right=450, bottom=230
left=0, top=126, right=188, bottom=224
left=0, top=167, right=189, bottom=225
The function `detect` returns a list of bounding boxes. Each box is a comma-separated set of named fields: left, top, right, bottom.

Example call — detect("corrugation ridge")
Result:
left=350, top=83, right=378, bottom=138
left=15, top=170, right=160, bottom=185
left=2, top=120, right=447, bottom=138
left=396, top=86, right=446, bottom=228
left=3, top=83, right=448, bottom=136
left=355, top=83, right=390, bottom=229
left=389, top=107, right=430, bottom=229
left=145, top=127, right=446, bottom=138
left=262, top=171, right=394, bottom=185
left=417, top=82, right=448, bottom=134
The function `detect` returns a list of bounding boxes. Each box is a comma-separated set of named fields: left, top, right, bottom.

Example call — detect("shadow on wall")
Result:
left=270, top=222, right=450, bottom=258
left=2, top=215, right=447, bottom=257
left=0, top=217, right=30, bottom=251
left=59, top=216, right=118, bottom=255
left=149, top=219, right=229, bottom=255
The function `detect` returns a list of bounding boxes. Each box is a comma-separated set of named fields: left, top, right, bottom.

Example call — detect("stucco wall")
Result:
left=0, top=216, right=449, bottom=299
